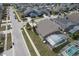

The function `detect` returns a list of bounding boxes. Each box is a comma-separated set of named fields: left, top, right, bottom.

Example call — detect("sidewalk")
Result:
left=1, top=23, right=12, bottom=27
left=13, top=7, right=22, bottom=22
left=20, top=29, right=31, bottom=56
left=2, top=20, right=11, bottom=23
left=3, top=48, right=13, bottom=56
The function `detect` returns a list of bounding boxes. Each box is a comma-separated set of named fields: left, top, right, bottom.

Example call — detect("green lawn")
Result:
left=7, top=33, right=12, bottom=50
left=0, top=34, right=5, bottom=53
left=0, top=26, right=6, bottom=31
left=67, top=33, right=79, bottom=43
left=25, top=26, right=58, bottom=56
left=21, top=28, right=37, bottom=56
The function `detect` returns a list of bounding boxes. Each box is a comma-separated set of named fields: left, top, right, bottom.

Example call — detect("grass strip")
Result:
left=7, top=33, right=12, bottom=50
left=22, top=28, right=37, bottom=56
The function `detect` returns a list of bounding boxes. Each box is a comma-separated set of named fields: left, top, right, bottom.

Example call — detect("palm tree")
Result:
left=26, top=23, right=31, bottom=30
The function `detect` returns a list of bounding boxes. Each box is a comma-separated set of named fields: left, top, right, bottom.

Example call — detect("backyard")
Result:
left=25, top=26, right=58, bottom=56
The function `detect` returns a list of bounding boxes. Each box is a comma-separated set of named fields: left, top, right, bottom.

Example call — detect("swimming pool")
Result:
left=66, top=45, right=79, bottom=56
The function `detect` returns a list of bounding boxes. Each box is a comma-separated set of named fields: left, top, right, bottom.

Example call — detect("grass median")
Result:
left=7, top=33, right=12, bottom=50
left=21, top=28, right=37, bottom=56
left=0, top=34, right=5, bottom=53
left=25, top=26, right=57, bottom=56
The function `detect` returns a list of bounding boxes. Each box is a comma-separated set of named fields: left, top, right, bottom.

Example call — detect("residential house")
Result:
left=35, top=19, right=68, bottom=48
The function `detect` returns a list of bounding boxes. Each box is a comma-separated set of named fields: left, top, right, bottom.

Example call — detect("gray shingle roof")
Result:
left=51, top=17, right=74, bottom=29
left=67, top=12, right=79, bottom=23
left=36, top=19, right=60, bottom=37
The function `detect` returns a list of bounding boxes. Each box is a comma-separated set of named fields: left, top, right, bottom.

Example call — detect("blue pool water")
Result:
left=66, top=45, right=79, bottom=56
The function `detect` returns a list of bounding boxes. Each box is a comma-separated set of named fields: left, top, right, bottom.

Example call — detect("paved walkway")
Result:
left=2, top=20, right=11, bottom=23
left=4, top=11, right=9, bottom=53
left=3, top=48, right=13, bottom=56
left=34, top=17, right=46, bottom=23
left=13, top=8, right=22, bottom=22
left=23, top=27, right=40, bottom=56
left=0, top=29, right=12, bottom=34
left=1, top=23, right=12, bottom=27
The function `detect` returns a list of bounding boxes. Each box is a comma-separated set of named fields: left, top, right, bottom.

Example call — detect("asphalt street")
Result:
left=8, top=6, right=30, bottom=56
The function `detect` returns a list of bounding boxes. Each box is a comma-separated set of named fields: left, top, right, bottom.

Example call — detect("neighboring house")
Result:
left=67, top=12, right=79, bottom=23
left=36, top=19, right=68, bottom=48
left=24, top=8, right=51, bottom=18
left=69, top=25, right=79, bottom=34
left=64, top=24, right=79, bottom=40
left=50, top=16, right=79, bottom=40
left=64, top=24, right=79, bottom=34
left=23, top=7, right=33, bottom=16
left=16, top=3, right=53, bottom=17
left=60, top=13, right=79, bottom=36
left=40, top=8, right=51, bottom=16
left=50, top=12, right=79, bottom=34
left=50, top=17, right=74, bottom=31
left=59, top=41, right=79, bottom=56
left=24, top=9, right=43, bottom=18
left=53, top=3, right=79, bottom=13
